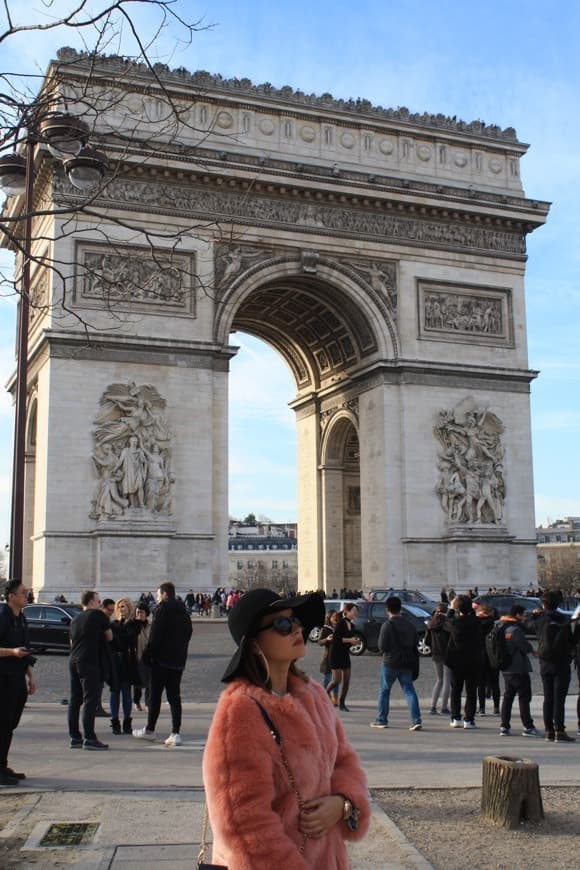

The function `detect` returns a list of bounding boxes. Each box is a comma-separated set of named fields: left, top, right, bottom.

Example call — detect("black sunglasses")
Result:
left=255, top=615, right=304, bottom=636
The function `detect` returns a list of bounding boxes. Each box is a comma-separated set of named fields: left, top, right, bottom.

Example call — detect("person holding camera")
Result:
left=0, top=580, right=36, bottom=785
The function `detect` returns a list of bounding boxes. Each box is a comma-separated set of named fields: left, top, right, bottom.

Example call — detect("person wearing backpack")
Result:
left=528, top=591, right=574, bottom=743
left=497, top=603, right=539, bottom=737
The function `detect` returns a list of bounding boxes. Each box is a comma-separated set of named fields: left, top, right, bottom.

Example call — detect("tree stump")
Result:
left=481, top=755, right=544, bottom=829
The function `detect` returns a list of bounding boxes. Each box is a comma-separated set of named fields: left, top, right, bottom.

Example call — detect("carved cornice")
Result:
left=55, top=174, right=528, bottom=259
left=56, top=48, right=521, bottom=143
left=33, top=330, right=237, bottom=372
left=100, top=142, right=549, bottom=218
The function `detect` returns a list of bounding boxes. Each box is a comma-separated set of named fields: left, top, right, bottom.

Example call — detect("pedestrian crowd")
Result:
left=1, top=577, right=579, bottom=870
left=365, top=590, right=579, bottom=742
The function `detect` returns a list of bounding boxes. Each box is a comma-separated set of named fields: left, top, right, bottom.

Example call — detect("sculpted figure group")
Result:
left=424, top=293, right=503, bottom=336
left=90, top=383, right=173, bottom=521
left=434, top=404, right=505, bottom=525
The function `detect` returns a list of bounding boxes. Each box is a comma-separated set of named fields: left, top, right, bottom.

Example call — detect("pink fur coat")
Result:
left=202, top=673, right=370, bottom=869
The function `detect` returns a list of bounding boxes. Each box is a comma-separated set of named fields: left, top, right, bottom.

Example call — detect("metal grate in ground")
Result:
left=40, top=822, right=99, bottom=847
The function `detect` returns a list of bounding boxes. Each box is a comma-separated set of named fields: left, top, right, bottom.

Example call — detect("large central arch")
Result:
left=221, top=255, right=389, bottom=591
left=6, top=51, right=549, bottom=598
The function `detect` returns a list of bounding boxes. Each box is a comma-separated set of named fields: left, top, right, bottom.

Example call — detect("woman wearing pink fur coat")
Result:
left=202, top=588, right=370, bottom=869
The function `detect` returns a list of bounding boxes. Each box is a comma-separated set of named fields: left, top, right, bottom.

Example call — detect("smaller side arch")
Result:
left=319, top=411, right=362, bottom=593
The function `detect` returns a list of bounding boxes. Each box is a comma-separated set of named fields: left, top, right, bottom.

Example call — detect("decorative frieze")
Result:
left=434, top=399, right=505, bottom=525
left=90, top=382, right=174, bottom=522
left=74, top=243, right=196, bottom=314
left=418, top=280, right=513, bottom=346
left=57, top=176, right=526, bottom=258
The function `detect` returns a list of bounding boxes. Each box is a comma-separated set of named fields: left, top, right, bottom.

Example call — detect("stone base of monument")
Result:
left=481, top=755, right=544, bottom=829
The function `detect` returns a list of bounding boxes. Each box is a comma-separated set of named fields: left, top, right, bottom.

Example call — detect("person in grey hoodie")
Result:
left=499, top=603, right=538, bottom=737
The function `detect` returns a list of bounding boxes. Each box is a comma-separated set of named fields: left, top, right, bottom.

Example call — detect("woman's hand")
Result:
left=26, top=669, right=36, bottom=695
left=299, top=795, right=343, bottom=838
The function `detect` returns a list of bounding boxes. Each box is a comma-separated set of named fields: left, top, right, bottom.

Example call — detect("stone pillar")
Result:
left=359, top=383, right=404, bottom=589
left=295, top=404, right=323, bottom=592
left=321, top=465, right=344, bottom=591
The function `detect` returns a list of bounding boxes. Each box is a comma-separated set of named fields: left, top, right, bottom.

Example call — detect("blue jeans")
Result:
left=110, top=682, right=133, bottom=720
left=378, top=664, right=421, bottom=725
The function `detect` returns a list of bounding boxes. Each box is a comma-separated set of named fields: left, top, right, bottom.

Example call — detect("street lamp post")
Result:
left=0, top=113, right=107, bottom=583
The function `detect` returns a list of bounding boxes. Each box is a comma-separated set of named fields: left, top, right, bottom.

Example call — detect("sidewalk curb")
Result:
left=367, top=799, right=433, bottom=869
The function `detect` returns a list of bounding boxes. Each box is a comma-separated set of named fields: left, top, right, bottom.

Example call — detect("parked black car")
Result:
left=367, top=588, right=440, bottom=613
left=472, top=594, right=541, bottom=619
left=23, top=603, right=82, bottom=651
left=350, top=600, right=431, bottom=657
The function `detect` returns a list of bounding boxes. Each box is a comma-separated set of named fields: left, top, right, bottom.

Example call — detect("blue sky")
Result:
left=1, top=0, right=580, bottom=544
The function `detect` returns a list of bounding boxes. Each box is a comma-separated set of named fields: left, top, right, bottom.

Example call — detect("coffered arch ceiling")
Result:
left=230, top=275, right=378, bottom=390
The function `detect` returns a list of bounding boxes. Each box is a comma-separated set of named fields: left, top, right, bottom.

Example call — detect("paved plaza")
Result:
left=0, top=621, right=577, bottom=867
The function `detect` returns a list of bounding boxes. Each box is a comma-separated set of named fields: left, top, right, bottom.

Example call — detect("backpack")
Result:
left=536, top=617, right=571, bottom=663
left=485, top=622, right=512, bottom=671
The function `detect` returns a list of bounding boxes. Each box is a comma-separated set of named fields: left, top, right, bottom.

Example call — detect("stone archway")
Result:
left=221, top=255, right=387, bottom=593
left=8, top=52, right=549, bottom=597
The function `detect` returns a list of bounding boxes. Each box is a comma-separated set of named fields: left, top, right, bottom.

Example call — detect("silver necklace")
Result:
left=270, top=689, right=288, bottom=697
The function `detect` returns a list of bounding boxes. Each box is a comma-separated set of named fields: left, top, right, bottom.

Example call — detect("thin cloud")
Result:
left=533, top=411, right=580, bottom=433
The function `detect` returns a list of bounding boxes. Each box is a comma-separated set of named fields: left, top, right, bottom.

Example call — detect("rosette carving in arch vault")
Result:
left=213, top=243, right=398, bottom=390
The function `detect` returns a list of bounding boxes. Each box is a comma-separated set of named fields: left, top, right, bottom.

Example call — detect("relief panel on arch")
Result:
left=417, top=280, right=513, bottom=347
left=74, top=242, right=196, bottom=316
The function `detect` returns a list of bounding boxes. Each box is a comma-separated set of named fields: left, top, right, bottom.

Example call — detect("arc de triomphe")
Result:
left=5, top=50, right=549, bottom=598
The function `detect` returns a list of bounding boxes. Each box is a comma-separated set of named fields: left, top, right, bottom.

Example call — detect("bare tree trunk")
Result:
left=481, top=755, right=544, bottom=829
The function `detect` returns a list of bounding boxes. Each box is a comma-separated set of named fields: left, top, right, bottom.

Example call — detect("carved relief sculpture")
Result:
left=214, top=244, right=273, bottom=289
left=57, top=176, right=526, bottom=259
left=90, top=383, right=173, bottom=521
left=77, top=244, right=195, bottom=314
left=345, top=259, right=397, bottom=312
left=434, top=400, right=505, bottom=525
left=418, top=281, right=512, bottom=346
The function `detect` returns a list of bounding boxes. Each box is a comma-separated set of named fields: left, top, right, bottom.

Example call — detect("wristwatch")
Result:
left=339, top=795, right=359, bottom=831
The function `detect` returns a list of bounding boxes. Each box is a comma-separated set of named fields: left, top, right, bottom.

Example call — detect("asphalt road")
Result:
left=30, top=618, right=550, bottom=709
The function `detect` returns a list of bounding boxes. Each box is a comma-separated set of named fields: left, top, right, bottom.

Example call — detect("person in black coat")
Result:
left=475, top=603, right=501, bottom=716
left=326, top=604, right=359, bottom=712
left=572, top=604, right=580, bottom=735
left=0, top=580, right=36, bottom=784
left=498, top=603, right=538, bottom=736
left=443, top=595, right=483, bottom=729
left=527, top=591, right=575, bottom=742
left=108, top=598, right=139, bottom=735
left=132, top=582, right=192, bottom=745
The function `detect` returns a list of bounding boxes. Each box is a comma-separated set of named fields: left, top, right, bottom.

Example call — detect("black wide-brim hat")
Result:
left=221, top=588, right=325, bottom=682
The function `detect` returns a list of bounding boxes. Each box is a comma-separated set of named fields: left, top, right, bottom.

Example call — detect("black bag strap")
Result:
left=253, top=699, right=281, bottom=745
